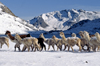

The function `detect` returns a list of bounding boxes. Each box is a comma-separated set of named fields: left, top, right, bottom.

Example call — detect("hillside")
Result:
left=0, top=2, right=37, bottom=34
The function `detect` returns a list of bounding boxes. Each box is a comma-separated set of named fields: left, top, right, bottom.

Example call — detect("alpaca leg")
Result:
left=31, top=45, right=34, bottom=51
left=5, top=41, right=9, bottom=48
left=97, top=46, right=100, bottom=51
left=48, top=45, right=50, bottom=51
left=52, top=45, right=55, bottom=51
left=63, top=45, right=67, bottom=51
left=71, top=46, right=74, bottom=52
left=79, top=46, right=82, bottom=52
left=0, top=43, right=3, bottom=48
left=28, top=46, right=30, bottom=52
left=57, top=45, right=59, bottom=51
left=86, top=44, right=90, bottom=52
left=18, top=45, right=21, bottom=51
left=34, top=47, right=36, bottom=52
left=14, top=44, right=17, bottom=51
left=92, top=45, right=96, bottom=52
left=43, top=44, right=46, bottom=51
left=68, top=46, right=70, bottom=51
left=36, top=43, right=41, bottom=51
left=22, top=45, right=27, bottom=52
left=40, top=45, right=43, bottom=51
left=60, top=45, right=62, bottom=51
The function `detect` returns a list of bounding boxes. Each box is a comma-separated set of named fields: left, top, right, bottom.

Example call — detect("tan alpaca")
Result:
left=60, top=32, right=82, bottom=52
left=52, top=35, right=66, bottom=51
left=95, top=32, right=100, bottom=51
left=15, top=34, right=41, bottom=52
left=39, top=33, right=56, bottom=51
left=0, top=37, right=9, bottom=48
left=83, top=31, right=100, bottom=51
left=79, top=31, right=90, bottom=51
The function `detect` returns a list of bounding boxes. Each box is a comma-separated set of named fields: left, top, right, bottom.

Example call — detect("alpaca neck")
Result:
left=86, top=35, right=91, bottom=42
left=7, top=33, right=15, bottom=40
left=62, top=35, right=66, bottom=41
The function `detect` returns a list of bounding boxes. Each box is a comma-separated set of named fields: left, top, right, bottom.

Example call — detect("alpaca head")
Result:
left=39, top=33, right=46, bottom=41
left=79, top=31, right=85, bottom=38
left=52, top=35, right=56, bottom=39
left=95, top=32, right=100, bottom=37
left=72, top=33, right=76, bottom=37
left=5, top=30, right=11, bottom=35
left=60, top=32, right=65, bottom=37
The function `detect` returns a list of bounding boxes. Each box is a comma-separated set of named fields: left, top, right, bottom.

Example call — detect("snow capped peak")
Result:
left=30, top=9, right=100, bottom=32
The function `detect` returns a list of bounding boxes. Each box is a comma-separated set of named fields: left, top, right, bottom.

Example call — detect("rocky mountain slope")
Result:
left=0, top=2, right=37, bottom=34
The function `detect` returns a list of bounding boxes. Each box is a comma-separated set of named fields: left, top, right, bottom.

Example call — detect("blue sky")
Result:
left=0, top=0, right=100, bottom=20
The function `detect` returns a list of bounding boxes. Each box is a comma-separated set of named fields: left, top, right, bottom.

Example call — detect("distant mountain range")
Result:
left=30, top=9, right=100, bottom=34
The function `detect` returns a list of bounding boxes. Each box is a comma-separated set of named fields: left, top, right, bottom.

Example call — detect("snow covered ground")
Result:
left=0, top=38, right=100, bottom=66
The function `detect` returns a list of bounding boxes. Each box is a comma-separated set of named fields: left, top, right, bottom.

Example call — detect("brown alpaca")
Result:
left=83, top=31, right=100, bottom=51
left=39, top=33, right=56, bottom=51
left=15, top=34, right=41, bottom=52
left=0, top=37, right=9, bottom=48
left=60, top=32, right=82, bottom=52
left=5, top=30, right=31, bottom=51
left=79, top=31, right=90, bottom=51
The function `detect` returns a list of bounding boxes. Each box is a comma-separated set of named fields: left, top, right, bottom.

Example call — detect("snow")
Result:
left=0, top=39, right=100, bottom=66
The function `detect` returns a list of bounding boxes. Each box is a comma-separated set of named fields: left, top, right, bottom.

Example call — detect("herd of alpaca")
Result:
left=0, top=30, right=100, bottom=52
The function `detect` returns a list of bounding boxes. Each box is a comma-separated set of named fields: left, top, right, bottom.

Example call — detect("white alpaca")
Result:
left=15, top=34, right=41, bottom=52
left=79, top=31, right=90, bottom=51
left=60, top=32, right=82, bottom=52
left=83, top=31, right=100, bottom=51
left=0, top=37, right=9, bottom=48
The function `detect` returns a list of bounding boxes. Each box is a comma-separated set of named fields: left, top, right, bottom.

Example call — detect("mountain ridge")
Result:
left=29, top=9, right=100, bottom=32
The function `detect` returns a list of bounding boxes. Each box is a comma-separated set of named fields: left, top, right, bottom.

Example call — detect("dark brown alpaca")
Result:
left=5, top=30, right=31, bottom=51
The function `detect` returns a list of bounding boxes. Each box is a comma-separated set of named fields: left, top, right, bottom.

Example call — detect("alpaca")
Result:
left=79, top=31, right=90, bottom=51
left=0, top=37, right=9, bottom=48
left=52, top=35, right=66, bottom=51
left=60, top=32, right=82, bottom=52
left=94, top=32, right=100, bottom=51
left=37, top=38, right=46, bottom=51
left=83, top=31, right=100, bottom=51
left=5, top=30, right=31, bottom=51
left=15, top=34, right=41, bottom=52
left=39, top=33, right=56, bottom=51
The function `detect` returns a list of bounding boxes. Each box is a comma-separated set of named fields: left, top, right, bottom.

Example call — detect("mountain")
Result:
left=0, top=2, right=37, bottom=34
left=30, top=9, right=100, bottom=34
left=64, top=19, right=100, bottom=34
left=0, top=2, right=15, bottom=16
